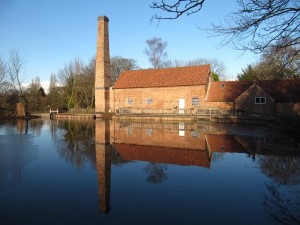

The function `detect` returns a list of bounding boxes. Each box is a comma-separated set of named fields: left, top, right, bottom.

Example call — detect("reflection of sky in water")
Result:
left=0, top=133, right=38, bottom=188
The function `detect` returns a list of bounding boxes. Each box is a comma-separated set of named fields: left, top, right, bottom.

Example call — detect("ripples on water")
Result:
left=0, top=119, right=299, bottom=225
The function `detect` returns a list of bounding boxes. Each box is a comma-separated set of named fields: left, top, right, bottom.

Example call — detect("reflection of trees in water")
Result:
left=144, top=163, right=167, bottom=184
left=28, top=119, right=44, bottom=135
left=259, top=155, right=300, bottom=185
left=0, top=133, right=38, bottom=186
left=259, top=155, right=300, bottom=224
left=263, top=182, right=300, bottom=225
left=50, top=120, right=129, bottom=169
left=51, top=120, right=96, bottom=169
left=110, top=145, right=130, bottom=166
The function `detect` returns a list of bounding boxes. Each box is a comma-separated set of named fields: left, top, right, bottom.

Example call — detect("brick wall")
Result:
left=109, top=80, right=300, bottom=115
left=235, top=83, right=275, bottom=114
left=203, top=101, right=234, bottom=109
left=112, top=122, right=206, bottom=150
left=112, top=85, right=207, bottom=112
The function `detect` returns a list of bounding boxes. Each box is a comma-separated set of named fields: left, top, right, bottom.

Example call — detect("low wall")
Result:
left=55, top=113, right=95, bottom=120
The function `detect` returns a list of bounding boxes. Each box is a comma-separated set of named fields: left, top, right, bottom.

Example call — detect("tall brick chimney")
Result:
left=95, top=16, right=111, bottom=113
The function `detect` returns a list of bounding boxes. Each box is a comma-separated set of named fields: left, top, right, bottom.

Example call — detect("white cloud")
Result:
left=22, top=80, right=50, bottom=94
left=40, top=80, right=50, bottom=94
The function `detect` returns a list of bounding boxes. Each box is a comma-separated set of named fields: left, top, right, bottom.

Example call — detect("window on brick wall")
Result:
left=192, top=97, right=200, bottom=106
left=255, top=97, right=266, bottom=104
left=146, top=128, right=153, bottom=136
left=254, top=136, right=265, bottom=143
left=191, top=130, right=200, bottom=138
left=146, top=98, right=153, bottom=105
left=127, top=98, right=133, bottom=105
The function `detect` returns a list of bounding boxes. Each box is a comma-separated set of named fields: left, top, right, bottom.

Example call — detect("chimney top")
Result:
left=98, top=16, right=109, bottom=22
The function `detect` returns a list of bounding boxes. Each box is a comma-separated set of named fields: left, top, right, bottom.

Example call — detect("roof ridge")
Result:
left=123, top=64, right=210, bottom=72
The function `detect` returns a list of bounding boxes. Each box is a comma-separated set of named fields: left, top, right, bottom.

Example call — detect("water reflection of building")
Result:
left=94, top=119, right=300, bottom=213
left=205, top=134, right=245, bottom=153
left=113, top=121, right=210, bottom=168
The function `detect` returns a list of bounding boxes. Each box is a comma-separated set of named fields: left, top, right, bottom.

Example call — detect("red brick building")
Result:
left=95, top=15, right=300, bottom=116
left=110, top=65, right=212, bottom=114
left=107, top=65, right=300, bottom=116
left=206, top=79, right=300, bottom=115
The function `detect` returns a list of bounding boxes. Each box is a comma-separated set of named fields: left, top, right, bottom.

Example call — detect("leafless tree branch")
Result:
left=150, top=0, right=206, bottom=20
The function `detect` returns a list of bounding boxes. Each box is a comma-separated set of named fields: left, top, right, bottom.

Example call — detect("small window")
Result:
left=146, top=98, right=153, bottom=105
left=221, top=83, right=225, bottom=89
left=192, top=97, right=200, bottom=106
left=127, top=98, right=133, bottom=105
left=254, top=136, right=265, bottom=143
left=146, top=128, right=153, bottom=136
left=191, top=130, right=200, bottom=138
left=255, top=97, right=266, bottom=104
left=178, top=122, right=185, bottom=130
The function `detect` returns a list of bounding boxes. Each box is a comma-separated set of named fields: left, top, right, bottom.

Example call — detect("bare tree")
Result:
left=57, top=57, right=95, bottom=111
left=256, top=39, right=300, bottom=79
left=165, top=57, right=227, bottom=80
left=0, top=56, right=9, bottom=112
left=58, top=58, right=84, bottom=110
left=26, top=76, right=47, bottom=112
left=185, top=57, right=227, bottom=80
left=8, top=50, right=25, bottom=91
left=0, top=56, right=6, bottom=86
left=110, top=56, right=139, bottom=84
left=211, top=0, right=300, bottom=56
left=150, top=0, right=300, bottom=60
left=150, top=0, right=206, bottom=20
left=237, top=39, right=300, bottom=80
left=7, top=49, right=29, bottom=116
left=144, top=37, right=168, bottom=68
left=79, top=57, right=95, bottom=109
left=47, top=73, right=64, bottom=110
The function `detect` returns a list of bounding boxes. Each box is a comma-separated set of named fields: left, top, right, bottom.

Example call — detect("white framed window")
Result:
left=146, top=98, right=153, bottom=105
left=127, top=98, right=133, bottom=105
left=255, top=97, right=266, bottom=104
left=192, top=97, right=200, bottom=106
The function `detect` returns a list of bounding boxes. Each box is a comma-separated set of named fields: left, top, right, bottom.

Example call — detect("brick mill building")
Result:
left=95, top=16, right=300, bottom=116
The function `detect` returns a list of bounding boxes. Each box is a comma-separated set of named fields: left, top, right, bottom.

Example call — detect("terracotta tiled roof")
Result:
left=114, top=143, right=210, bottom=168
left=206, top=79, right=300, bottom=102
left=205, top=81, right=251, bottom=102
left=258, top=79, right=300, bottom=102
left=113, top=65, right=211, bottom=89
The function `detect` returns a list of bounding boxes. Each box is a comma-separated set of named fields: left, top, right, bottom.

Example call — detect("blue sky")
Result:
left=0, top=0, right=259, bottom=88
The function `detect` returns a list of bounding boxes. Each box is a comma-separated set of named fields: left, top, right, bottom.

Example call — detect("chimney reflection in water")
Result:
left=95, top=120, right=112, bottom=214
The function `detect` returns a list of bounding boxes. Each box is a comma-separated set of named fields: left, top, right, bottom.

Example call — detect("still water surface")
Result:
left=0, top=119, right=300, bottom=225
